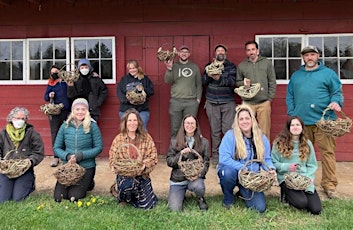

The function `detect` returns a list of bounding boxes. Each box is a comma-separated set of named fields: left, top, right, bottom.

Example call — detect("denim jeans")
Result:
left=119, top=110, right=150, bottom=130
left=217, top=165, right=267, bottom=213
left=168, top=178, right=205, bottom=211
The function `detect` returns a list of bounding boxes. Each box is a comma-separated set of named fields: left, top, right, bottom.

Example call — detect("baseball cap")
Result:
left=301, top=45, right=319, bottom=55
left=179, top=45, right=190, bottom=51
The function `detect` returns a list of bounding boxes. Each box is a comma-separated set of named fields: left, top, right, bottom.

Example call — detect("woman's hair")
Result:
left=232, top=104, right=264, bottom=160
left=65, top=109, right=92, bottom=134
left=127, top=59, right=144, bottom=80
left=273, top=116, right=310, bottom=161
left=7, top=107, right=29, bottom=123
left=174, top=114, right=203, bottom=153
left=120, top=108, right=147, bottom=140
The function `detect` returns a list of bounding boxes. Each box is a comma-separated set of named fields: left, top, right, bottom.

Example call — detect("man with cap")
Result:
left=202, top=44, right=237, bottom=165
left=286, top=45, right=343, bottom=199
left=67, top=59, right=108, bottom=122
left=164, top=45, right=202, bottom=137
left=236, top=40, right=277, bottom=140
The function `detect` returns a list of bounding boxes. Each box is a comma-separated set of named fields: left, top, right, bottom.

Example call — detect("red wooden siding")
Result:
left=0, top=0, right=353, bottom=160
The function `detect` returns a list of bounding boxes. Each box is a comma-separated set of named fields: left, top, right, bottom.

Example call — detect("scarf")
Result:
left=6, top=123, right=26, bottom=148
left=48, top=78, right=60, bottom=86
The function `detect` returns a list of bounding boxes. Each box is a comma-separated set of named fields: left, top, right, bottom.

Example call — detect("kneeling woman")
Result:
left=166, top=114, right=210, bottom=211
left=271, top=116, right=321, bottom=215
left=53, top=98, right=103, bottom=202
left=109, top=108, right=158, bottom=209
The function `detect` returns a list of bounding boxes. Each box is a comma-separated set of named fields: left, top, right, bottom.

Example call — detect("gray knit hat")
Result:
left=72, top=98, right=89, bottom=109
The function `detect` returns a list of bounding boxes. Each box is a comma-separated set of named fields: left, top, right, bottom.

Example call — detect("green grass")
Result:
left=0, top=194, right=353, bottom=230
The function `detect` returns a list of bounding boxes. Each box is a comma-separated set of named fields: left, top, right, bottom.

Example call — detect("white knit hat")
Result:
left=72, top=98, right=89, bottom=109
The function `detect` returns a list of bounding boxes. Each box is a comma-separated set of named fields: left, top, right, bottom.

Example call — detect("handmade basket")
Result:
left=0, top=159, right=31, bottom=179
left=205, top=59, right=224, bottom=75
left=53, top=160, right=86, bottom=186
left=238, top=159, right=276, bottom=192
left=58, top=63, right=80, bottom=83
left=177, top=149, right=205, bottom=180
left=157, top=46, right=178, bottom=62
left=111, top=143, right=143, bottom=178
left=40, top=98, right=64, bottom=116
left=234, top=83, right=261, bottom=99
left=126, top=87, right=147, bottom=105
left=316, top=107, right=352, bottom=138
left=284, top=165, right=311, bottom=190
left=110, top=182, right=118, bottom=198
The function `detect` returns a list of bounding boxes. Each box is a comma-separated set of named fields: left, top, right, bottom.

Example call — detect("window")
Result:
left=0, top=36, right=115, bottom=84
left=256, top=34, right=353, bottom=84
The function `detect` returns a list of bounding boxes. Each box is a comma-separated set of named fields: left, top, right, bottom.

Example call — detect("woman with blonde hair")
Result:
left=217, top=104, right=276, bottom=212
left=117, top=60, right=154, bottom=129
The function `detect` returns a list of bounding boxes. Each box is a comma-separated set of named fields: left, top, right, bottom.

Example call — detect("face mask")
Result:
left=80, top=68, right=90, bottom=75
left=12, top=119, right=25, bottom=129
left=51, top=73, right=59, bottom=80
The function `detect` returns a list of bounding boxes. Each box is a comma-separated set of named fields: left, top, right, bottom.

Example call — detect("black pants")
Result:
left=280, top=182, right=322, bottom=215
left=49, top=110, right=69, bottom=158
left=54, top=167, right=95, bottom=202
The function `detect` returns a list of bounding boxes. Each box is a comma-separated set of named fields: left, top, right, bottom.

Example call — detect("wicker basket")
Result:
left=111, top=143, right=143, bottom=178
left=177, top=149, right=205, bottom=180
left=238, top=159, right=276, bottom=192
left=284, top=165, right=311, bottom=190
left=0, top=159, right=31, bottom=179
left=205, top=59, right=224, bottom=75
left=58, top=63, right=80, bottom=83
left=316, top=107, right=352, bottom=138
left=157, top=46, right=178, bottom=62
left=40, top=98, right=64, bottom=116
left=53, top=160, right=86, bottom=186
left=234, top=83, right=261, bottom=99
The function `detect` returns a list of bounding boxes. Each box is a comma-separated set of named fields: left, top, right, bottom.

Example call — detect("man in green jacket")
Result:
left=236, top=41, right=277, bottom=140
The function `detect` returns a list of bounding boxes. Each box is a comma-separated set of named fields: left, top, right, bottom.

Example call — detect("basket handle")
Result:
left=178, top=149, right=202, bottom=162
left=322, top=107, right=348, bottom=119
left=241, top=159, right=272, bottom=172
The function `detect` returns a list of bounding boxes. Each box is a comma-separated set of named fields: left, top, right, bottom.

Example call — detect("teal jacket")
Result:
left=54, top=120, right=103, bottom=169
left=271, top=140, right=317, bottom=193
left=286, top=62, right=343, bottom=125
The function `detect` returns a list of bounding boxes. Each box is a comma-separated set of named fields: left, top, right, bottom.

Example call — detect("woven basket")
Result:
left=177, top=149, right=205, bottom=180
left=157, top=46, right=178, bottom=62
left=0, top=159, right=31, bottom=179
left=58, top=63, right=80, bottom=83
left=234, top=83, right=261, bottom=99
left=238, top=159, right=276, bottom=192
left=316, top=107, right=352, bottom=138
left=205, top=59, right=224, bottom=75
left=53, top=160, right=86, bottom=186
left=40, top=98, right=64, bottom=116
left=126, top=88, right=147, bottom=105
left=284, top=165, right=311, bottom=190
left=111, top=143, right=143, bottom=178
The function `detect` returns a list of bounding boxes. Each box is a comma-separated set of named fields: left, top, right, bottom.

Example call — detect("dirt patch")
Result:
left=34, top=156, right=353, bottom=200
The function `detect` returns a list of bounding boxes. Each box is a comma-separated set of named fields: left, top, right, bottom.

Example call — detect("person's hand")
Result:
left=289, top=164, right=297, bottom=172
left=69, top=155, right=77, bottom=164
left=138, top=164, right=146, bottom=175
left=211, top=74, right=220, bottom=81
left=26, top=158, right=32, bottom=167
left=49, top=92, right=55, bottom=98
left=269, top=169, right=277, bottom=177
left=244, top=78, right=251, bottom=88
left=92, top=72, right=100, bottom=78
left=165, top=60, right=173, bottom=70
left=67, top=80, right=74, bottom=86
left=328, top=102, right=341, bottom=112
left=181, top=147, right=191, bottom=154
left=187, top=175, right=198, bottom=182
left=197, top=99, right=200, bottom=104
left=136, top=84, right=143, bottom=92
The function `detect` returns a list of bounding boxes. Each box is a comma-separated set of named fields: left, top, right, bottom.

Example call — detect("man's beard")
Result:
left=216, top=54, right=226, bottom=61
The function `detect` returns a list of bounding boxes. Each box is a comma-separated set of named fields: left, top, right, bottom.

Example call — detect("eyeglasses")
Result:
left=180, top=51, right=190, bottom=54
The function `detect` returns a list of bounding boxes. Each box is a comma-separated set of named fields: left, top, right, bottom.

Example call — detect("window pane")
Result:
left=29, top=41, right=41, bottom=59
left=324, top=59, right=338, bottom=74
left=0, top=62, right=10, bottom=80
left=258, top=38, right=272, bottom=57
left=101, top=60, right=112, bottom=79
left=323, top=37, right=337, bottom=57
left=42, top=40, right=53, bottom=59
left=274, top=60, right=286, bottom=80
left=101, top=39, right=112, bottom=58
left=289, top=59, right=302, bottom=77
left=288, top=38, right=301, bottom=57
left=43, top=61, right=54, bottom=79
left=273, top=37, right=287, bottom=58
left=12, top=61, right=23, bottom=80
left=55, top=40, right=66, bottom=59
left=29, top=61, right=41, bottom=80
left=0, top=41, right=10, bottom=60
left=308, top=37, right=323, bottom=55
left=74, top=40, right=86, bottom=59
left=340, top=58, right=353, bottom=79
left=87, top=39, right=99, bottom=58
left=13, top=41, right=23, bottom=60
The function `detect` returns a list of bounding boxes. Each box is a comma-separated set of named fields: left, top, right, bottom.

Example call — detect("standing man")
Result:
left=203, top=44, right=236, bottom=165
left=286, top=45, right=343, bottom=199
left=236, top=40, right=277, bottom=140
left=164, top=45, right=202, bottom=137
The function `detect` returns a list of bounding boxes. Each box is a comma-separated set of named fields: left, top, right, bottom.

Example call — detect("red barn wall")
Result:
left=0, top=0, right=353, bottom=160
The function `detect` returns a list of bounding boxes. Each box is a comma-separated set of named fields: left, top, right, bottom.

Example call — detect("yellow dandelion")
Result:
left=86, top=202, right=91, bottom=207
left=91, top=197, right=97, bottom=203
left=77, top=200, right=83, bottom=207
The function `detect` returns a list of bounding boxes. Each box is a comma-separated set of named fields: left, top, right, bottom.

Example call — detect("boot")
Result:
left=197, top=197, right=208, bottom=211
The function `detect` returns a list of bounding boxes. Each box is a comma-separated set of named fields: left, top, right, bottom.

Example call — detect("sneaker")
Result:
left=50, top=158, right=59, bottom=167
left=222, top=203, right=233, bottom=210
left=325, top=189, right=340, bottom=199
left=197, top=197, right=208, bottom=211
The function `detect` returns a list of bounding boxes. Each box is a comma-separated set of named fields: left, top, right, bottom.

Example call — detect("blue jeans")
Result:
left=119, top=111, right=150, bottom=130
left=168, top=178, right=205, bottom=211
left=217, top=165, right=267, bottom=213
left=0, top=168, right=35, bottom=203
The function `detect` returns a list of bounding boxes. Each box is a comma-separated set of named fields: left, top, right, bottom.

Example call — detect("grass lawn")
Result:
left=0, top=194, right=352, bottom=230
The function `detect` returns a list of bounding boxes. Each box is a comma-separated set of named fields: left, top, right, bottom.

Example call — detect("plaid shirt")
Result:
left=109, top=133, right=158, bottom=177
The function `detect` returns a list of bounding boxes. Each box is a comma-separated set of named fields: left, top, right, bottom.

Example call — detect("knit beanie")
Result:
left=72, top=98, right=89, bottom=109
left=77, top=59, right=91, bottom=69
